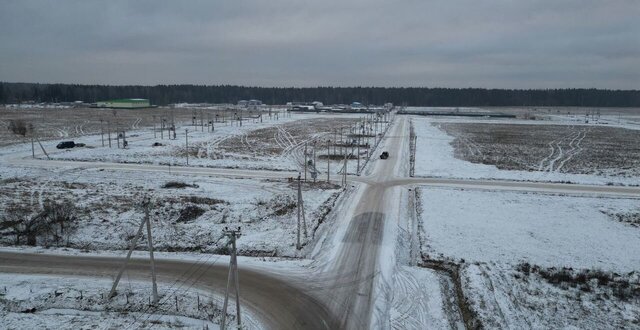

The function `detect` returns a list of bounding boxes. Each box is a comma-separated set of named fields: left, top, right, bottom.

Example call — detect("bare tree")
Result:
left=43, top=199, right=78, bottom=245
left=0, top=200, right=78, bottom=246
left=0, top=203, right=33, bottom=244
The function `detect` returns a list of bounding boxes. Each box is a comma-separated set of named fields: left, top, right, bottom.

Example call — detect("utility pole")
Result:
left=153, top=116, right=157, bottom=139
left=108, top=122, right=112, bottom=148
left=35, top=136, right=50, bottom=160
left=296, top=173, right=307, bottom=249
left=343, top=152, right=348, bottom=187
left=221, top=227, right=242, bottom=330
left=31, top=132, right=35, bottom=158
left=327, top=139, right=330, bottom=183
left=357, top=135, right=360, bottom=174
left=185, top=129, right=189, bottom=165
left=101, top=119, right=105, bottom=147
left=333, top=129, right=337, bottom=155
left=313, top=142, right=317, bottom=183
left=304, top=143, right=308, bottom=182
left=144, top=202, right=158, bottom=303
left=109, top=197, right=159, bottom=304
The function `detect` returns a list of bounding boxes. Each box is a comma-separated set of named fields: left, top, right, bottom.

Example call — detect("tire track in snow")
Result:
left=537, top=129, right=580, bottom=172
left=556, top=129, right=588, bottom=172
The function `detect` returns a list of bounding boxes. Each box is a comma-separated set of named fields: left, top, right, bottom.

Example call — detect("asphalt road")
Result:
left=0, top=252, right=336, bottom=329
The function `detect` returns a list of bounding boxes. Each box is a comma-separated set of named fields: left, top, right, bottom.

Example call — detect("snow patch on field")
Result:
left=419, top=187, right=640, bottom=271
left=0, top=165, right=340, bottom=257
left=0, top=273, right=260, bottom=329
left=413, top=116, right=640, bottom=185
left=461, top=262, right=639, bottom=329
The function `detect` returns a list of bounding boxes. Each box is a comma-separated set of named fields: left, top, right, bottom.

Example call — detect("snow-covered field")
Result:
left=0, top=273, right=243, bottom=329
left=413, top=116, right=640, bottom=185
left=418, top=187, right=640, bottom=271
left=0, top=110, right=390, bottom=256
left=417, top=187, right=640, bottom=327
left=462, top=262, right=639, bottom=329
left=40, top=113, right=371, bottom=175
left=0, top=165, right=339, bottom=257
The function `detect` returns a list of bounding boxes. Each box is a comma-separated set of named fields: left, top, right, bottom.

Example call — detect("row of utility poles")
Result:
left=99, top=120, right=131, bottom=149
left=92, top=108, right=286, bottom=167
left=107, top=198, right=243, bottom=330
left=301, top=111, right=393, bottom=185
left=103, top=110, right=392, bottom=330
left=105, top=108, right=290, bottom=329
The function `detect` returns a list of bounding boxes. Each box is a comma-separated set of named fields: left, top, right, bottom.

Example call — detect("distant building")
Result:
left=238, top=99, right=262, bottom=110
left=351, top=102, right=365, bottom=110
left=312, top=101, right=323, bottom=109
left=96, top=98, right=150, bottom=108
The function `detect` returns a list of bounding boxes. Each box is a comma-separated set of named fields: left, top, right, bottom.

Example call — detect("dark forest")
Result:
left=1, top=82, right=638, bottom=107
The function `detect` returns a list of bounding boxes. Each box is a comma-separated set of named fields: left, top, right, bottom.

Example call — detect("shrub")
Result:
left=161, top=181, right=199, bottom=189
left=177, top=205, right=205, bottom=223
left=7, top=120, right=30, bottom=136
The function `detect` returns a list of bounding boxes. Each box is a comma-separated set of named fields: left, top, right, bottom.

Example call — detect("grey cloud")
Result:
left=0, top=0, right=638, bottom=88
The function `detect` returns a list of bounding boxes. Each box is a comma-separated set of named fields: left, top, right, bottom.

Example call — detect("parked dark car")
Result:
left=380, top=151, right=389, bottom=159
left=56, top=141, right=75, bottom=149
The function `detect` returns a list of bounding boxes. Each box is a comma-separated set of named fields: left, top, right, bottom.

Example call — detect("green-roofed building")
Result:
left=96, top=98, right=151, bottom=109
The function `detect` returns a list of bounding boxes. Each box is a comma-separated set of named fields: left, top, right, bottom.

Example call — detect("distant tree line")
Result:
left=1, top=82, right=639, bottom=107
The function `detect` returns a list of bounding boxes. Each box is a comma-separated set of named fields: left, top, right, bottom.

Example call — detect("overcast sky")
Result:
left=1, top=0, right=638, bottom=89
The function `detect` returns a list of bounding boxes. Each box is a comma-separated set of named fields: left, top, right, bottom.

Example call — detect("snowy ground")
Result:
left=418, top=187, right=640, bottom=271
left=413, top=115, right=640, bottom=185
left=0, top=273, right=253, bottom=329
left=461, top=262, right=639, bottom=329
left=0, top=110, right=387, bottom=256
left=35, top=112, right=371, bottom=175
left=417, top=187, right=640, bottom=328
left=0, top=165, right=339, bottom=257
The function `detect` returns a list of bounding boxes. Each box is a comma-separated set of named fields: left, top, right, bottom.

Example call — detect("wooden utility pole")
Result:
left=34, top=136, right=50, bottom=160
left=333, top=129, right=337, bottom=155
left=296, top=173, right=307, bottom=249
left=109, top=198, right=159, bottom=304
left=357, top=135, right=360, bottom=174
left=221, top=227, right=242, bottom=330
left=101, top=119, right=105, bottom=146
left=313, top=142, right=317, bottom=183
left=185, top=129, right=189, bottom=165
left=327, top=139, right=330, bottom=183
left=108, top=122, right=112, bottom=148
left=31, top=134, right=35, bottom=158
left=342, top=152, right=348, bottom=187
left=304, top=143, right=308, bottom=182
left=144, top=202, right=158, bottom=303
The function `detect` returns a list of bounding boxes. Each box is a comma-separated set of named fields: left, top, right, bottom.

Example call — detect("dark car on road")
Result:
left=380, top=151, right=389, bottom=159
left=56, top=141, right=75, bottom=149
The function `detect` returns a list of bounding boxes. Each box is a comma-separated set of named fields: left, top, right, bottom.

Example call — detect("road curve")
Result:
left=0, top=252, right=337, bottom=329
